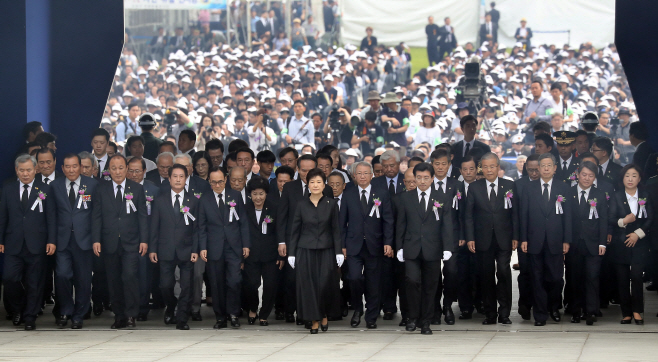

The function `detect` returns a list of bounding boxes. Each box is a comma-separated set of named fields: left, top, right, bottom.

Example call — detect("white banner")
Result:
left=125, top=0, right=226, bottom=10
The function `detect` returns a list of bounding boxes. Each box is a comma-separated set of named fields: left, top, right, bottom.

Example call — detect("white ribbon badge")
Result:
left=262, top=223, right=268, bottom=234
left=126, top=199, right=137, bottom=214
left=31, top=199, right=43, bottom=212
left=183, top=211, right=196, bottom=225
left=639, top=204, right=647, bottom=218
left=433, top=208, right=440, bottom=220
left=504, top=198, right=512, bottom=209
left=589, top=206, right=599, bottom=219
left=555, top=201, right=563, bottom=214
left=76, top=197, right=88, bottom=210
left=452, top=195, right=459, bottom=209
left=229, top=207, right=240, bottom=222
left=147, top=202, right=151, bottom=215
left=369, top=204, right=380, bottom=218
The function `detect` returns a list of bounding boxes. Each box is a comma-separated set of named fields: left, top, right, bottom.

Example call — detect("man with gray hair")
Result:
left=228, top=166, right=247, bottom=204
left=78, top=151, right=99, bottom=179
left=158, top=152, right=211, bottom=196
left=340, top=161, right=394, bottom=329
left=146, top=152, right=174, bottom=188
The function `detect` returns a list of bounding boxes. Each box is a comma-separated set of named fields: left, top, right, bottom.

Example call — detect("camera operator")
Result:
left=247, top=108, right=277, bottom=153
left=166, top=104, right=195, bottom=140
left=379, top=92, right=409, bottom=157
left=322, top=105, right=353, bottom=147
left=352, top=111, right=384, bottom=156
left=282, top=100, right=314, bottom=147
left=312, top=113, right=329, bottom=150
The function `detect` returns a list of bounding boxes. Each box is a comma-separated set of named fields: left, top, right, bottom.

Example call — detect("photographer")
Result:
left=312, top=113, right=329, bottom=150
left=379, top=92, right=409, bottom=157
left=322, top=105, right=353, bottom=147
left=352, top=111, right=384, bottom=156
left=247, top=108, right=277, bottom=153
left=166, top=105, right=195, bottom=140
left=282, top=100, right=314, bottom=147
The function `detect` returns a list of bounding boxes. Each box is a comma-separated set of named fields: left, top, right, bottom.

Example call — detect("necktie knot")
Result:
left=23, top=184, right=29, bottom=190
left=490, top=183, right=495, bottom=188
left=421, top=191, right=426, bottom=197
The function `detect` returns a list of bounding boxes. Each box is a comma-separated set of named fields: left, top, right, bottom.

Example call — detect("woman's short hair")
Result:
left=306, top=168, right=326, bottom=184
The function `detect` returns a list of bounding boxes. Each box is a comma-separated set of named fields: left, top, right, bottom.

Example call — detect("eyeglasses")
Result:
left=209, top=180, right=226, bottom=186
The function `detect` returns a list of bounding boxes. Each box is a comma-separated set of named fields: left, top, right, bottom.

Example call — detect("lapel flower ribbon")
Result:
left=569, top=172, right=578, bottom=186
left=453, top=191, right=462, bottom=209
left=125, top=193, right=137, bottom=214
left=194, top=192, right=202, bottom=199
left=262, top=215, right=273, bottom=234
left=588, top=198, right=599, bottom=219
left=504, top=190, right=513, bottom=209
left=77, top=186, right=89, bottom=209
left=638, top=198, right=648, bottom=218
left=31, top=191, right=47, bottom=212
left=180, top=206, right=196, bottom=225
left=102, top=170, right=111, bottom=181
left=555, top=195, right=564, bottom=214
left=145, top=195, right=153, bottom=215
left=227, top=199, right=240, bottom=222
left=369, top=198, right=381, bottom=218
left=432, top=199, right=442, bottom=220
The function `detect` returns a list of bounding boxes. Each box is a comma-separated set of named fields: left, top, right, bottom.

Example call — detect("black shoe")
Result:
left=71, top=321, right=83, bottom=329
left=93, top=303, right=104, bottom=316
left=126, top=317, right=136, bottom=328
left=176, top=322, right=190, bottom=330
left=191, top=312, right=202, bottom=321
left=443, top=306, right=455, bottom=325
left=341, top=305, right=349, bottom=317
left=430, top=315, right=442, bottom=325
left=56, top=315, right=69, bottom=328
left=310, top=328, right=318, bottom=334
left=164, top=310, right=177, bottom=325
left=104, top=302, right=113, bottom=312
left=12, top=314, right=23, bottom=326
left=595, top=310, right=603, bottom=318
left=275, top=311, right=285, bottom=320
left=111, top=320, right=126, bottom=329
left=305, top=321, right=312, bottom=329
left=635, top=318, right=644, bottom=325
left=248, top=316, right=256, bottom=325
left=366, top=322, right=377, bottom=329
left=230, top=315, right=240, bottom=328
left=214, top=319, right=227, bottom=329
left=321, top=323, right=329, bottom=332
left=420, top=322, right=432, bottom=335
left=83, top=307, right=91, bottom=320
left=459, top=311, right=473, bottom=320
left=260, top=320, right=269, bottom=326
left=549, top=310, right=561, bottom=322
left=136, top=313, right=148, bottom=322
left=498, top=317, right=512, bottom=324
left=350, top=311, right=362, bottom=327
left=44, top=296, right=55, bottom=305
left=518, top=305, right=531, bottom=320
left=586, top=314, right=595, bottom=326
left=482, top=318, right=497, bottom=325
left=296, top=318, right=304, bottom=326
left=620, top=318, right=632, bottom=324
left=24, top=321, right=36, bottom=331
left=405, top=320, right=417, bottom=332
left=382, top=312, right=393, bottom=320
left=534, top=320, right=546, bottom=326
left=646, top=282, right=657, bottom=291
left=399, top=318, right=408, bottom=327
left=570, top=315, right=581, bottom=323
left=285, top=313, right=295, bottom=323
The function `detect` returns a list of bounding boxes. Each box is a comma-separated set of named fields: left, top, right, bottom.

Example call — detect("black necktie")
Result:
left=437, top=181, right=444, bottom=195
left=599, top=165, right=604, bottom=177
left=116, top=185, right=123, bottom=209
left=543, top=183, right=549, bottom=203
left=174, top=194, right=182, bottom=221
left=21, top=184, right=29, bottom=210
left=97, top=159, right=102, bottom=177
left=361, top=190, right=368, bottom=213
left=420, top=191, right=427, bottom=212
left=217, top=193, right=223, bottom=206
left=580, top=190, right=588, bottom=217
left=44, top=177, right=50, bottom=185
left=304, top=184, right=309, bottom=198
left=563, top=161, right=567, bottom=172
left=69, top=182, right=77, bottom=208
left=464, top=142, right=471, bottom=157
left=489, top=183, right=496, bottom=208
left=389, top=179, right=395, bottom=196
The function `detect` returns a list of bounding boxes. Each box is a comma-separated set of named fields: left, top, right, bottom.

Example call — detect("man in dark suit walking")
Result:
left=553, top=131, right=580, bottom=184
left=91, top=154, right=149, bottom=329
left=629, top=121, right=654, bottom=180
left=199, top=166, right=250, bottom=329
left=146, top=152, right=174, bottom=188
left=158, top=153, right=211, bottom=196
left=396, top=163, right=453, bottom=335
left=465, top=153, right=518, bottom=325
left=150, top=164, right=199, bottom=330
left=520, top=153, right=572, bottom=326
left=51, top=154, right=98, bottom=329
left=91, top=128, right=111, bottom=180
left=0, top=154, right=57, bottom=330
left=591, top=137, right=622, bottom=188
left=438, top=17, right=457, bottom=60
left=479, top=13, right=498, bottom=46
left=341, top=162, right=394, bottom=329
left=452, top=115, right=491, bottom=170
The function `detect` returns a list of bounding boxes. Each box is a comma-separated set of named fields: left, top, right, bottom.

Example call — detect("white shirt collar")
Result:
left=560, top=155, right=573, bottom=167
left=358, top=184, right=372, bottom=197
left=171, top=188, right=184, bottom=202
left=626, top=190, right=638, bottom=200
left=68, top=176, right=81, bottom=187
left=185, top=176, right=190, bottom=191
left=434, top=176, right=448, bottom=191
left=112, top=179, right=127, bottom=192
left=541, top=178, right=553, bottom=188
left=21, top=179, right=35, bottom=190
left=42, top=173, right=55, bottom=182
left=417, top=187, right=431, bottom=199
left=577, top=185, right=591, bottom=203
left=600, top=158, right=610, bottom=174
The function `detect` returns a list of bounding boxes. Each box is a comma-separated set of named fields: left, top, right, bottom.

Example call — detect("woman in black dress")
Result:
left=288, top=168, right=343, bottom=334
left=609, top=164, right=653, bottom=324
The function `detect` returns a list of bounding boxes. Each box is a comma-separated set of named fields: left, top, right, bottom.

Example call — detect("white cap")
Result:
left=122, top=91, right=134, bottom=98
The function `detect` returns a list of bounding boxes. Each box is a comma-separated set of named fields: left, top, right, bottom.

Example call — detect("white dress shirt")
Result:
left=386, top=175, right=399, bottom=193
left=626, top=191, right=638, bottom=216
left=240, top=188, right=246, bottom=204
left=113, top=179, right=126, bottom=198
left=20, top=180, right=35, bottom=199
left=618, top=190, right=646, bottom=239
left=540, top=178, right=553, bottom=199
left=434, top=176, right=448, bottom=192
left=171, top=189, right=184, bottom=208
left=600, top=158, right=610, bottom=175
left=255, top=208, right=263, bottom=223
left=213, top=189, right=226, bottom=207
left=577, top=185, right=590, bottom=204
left=559, top=155, right=573, bottom=171
left=96, top=153, right=108, bottom=172
left=486, top=177, right=499, bottom=199
left=417, top=187, right=430, bottom=212
left=358, top=184, right=372, bottom=202
left=67, top=176, right=81, bottom=196
left=335, top=193, right=343, bottom=210
left=42, top=173, right=55, bottom=185
left=462, top=139, right=475, bottom=156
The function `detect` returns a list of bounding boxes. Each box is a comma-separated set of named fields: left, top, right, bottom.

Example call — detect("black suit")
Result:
left=396, top=188, right=452, bottom=325
left=158, top=175, right=211, bottom=197
left=145, top=170, right=167, bottom=187
left=0, top=180, right=56, bottom=322
left=140, top=180, right=160, bottom=316
left=644, top=151, right=658, bottom=181
left=602, top=161, right=623, bottom=189
left=438, top=25, right=457, bottom=60
left=514, top=176, right=533, bottom=311
left=198, top=189, right=249, bottom=320
left=514, top=27, right=533, bottom=49
left=91, top=179, right=148, bottom=322
left=150, top=190, right=199, bottom=323
left=520, top=179, right=572, bottom=322
left=243, top=199, right=280, bottom=320
left=565, top=186, right=607, bottom=317
left=465, top=178, right=518, bottom=320
left=555, top=157, right=580, bottom=184
left=340, top=184, right=394, bottom=323
left=456, top=181, right=481, bottom=314
left=36, top=171, right=63, bottom=302
left=452, top=140, right=491, bottom=170
left=51, top=176, right=98, bottom=322
left=432, top=178, right=461, bottom=315
left=479, top=22, right=498, bottom=45
left=633, top=142, right=654, bottom=178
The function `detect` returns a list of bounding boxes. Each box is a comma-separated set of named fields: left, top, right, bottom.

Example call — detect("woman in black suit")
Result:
left=243, top=176, right=281, bottom=326
left=566, top=161, right=608, bottom=325
left=609, top=164, right=653, bottom=324
left=288, top=168, right=342, bottom=334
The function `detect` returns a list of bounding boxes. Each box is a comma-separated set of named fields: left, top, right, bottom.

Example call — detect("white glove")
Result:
left=336, top=254, right=344, bottom=267
left=397, top=249, right=405, bottom=262
left=288, top=256, right=296, bottom=269
left=443, top=251, right=452, bottom=261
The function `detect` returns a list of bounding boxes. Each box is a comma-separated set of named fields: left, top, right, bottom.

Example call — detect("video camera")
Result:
left=454, top=56, right=487, bottom=108
left=328, top=103, right=345, bottom=130
left=163, top=108, right=179, bottom=127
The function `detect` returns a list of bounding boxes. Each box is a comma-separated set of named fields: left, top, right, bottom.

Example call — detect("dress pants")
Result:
left=568, top=241, right=602, bottom=316
left=206, top=247, right=242, bottom=320
left=191, top=258, right=206, bottom=313
left=42, top=254, right=56, bottom=302
left=381, top=256, right=408, bottom=318
left=282, top=263, right=297, bottom=315
left=529, top=242, right=564, bottom=322
left=243, top=259, right=279, bottom=320
left=3, top=244, right=45, bottom=322
left=477, top=238, right=512, bottom=319
left=405, top=250, right=442, bottom=325
left=137, top=253, right=153, bottom=316
left=615, top=262, right=645, bottom=316
left=347, top=245, right=382, bottom=323
left=435, top=246, right=457, bottom=316
left=599, top=250, right=618, bottom=306
left=516, top=249, right=533, bottom=310
left=56, top=234, right=93, bottom=322
left=160, top=257, right=194, bottom=323
left=92, top=254, right=109, bottom=308
left=103, top=245, right=140, bottom=321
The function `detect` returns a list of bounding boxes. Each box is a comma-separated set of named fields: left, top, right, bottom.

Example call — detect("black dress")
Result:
left=289, top=196, right=342, bottom=321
